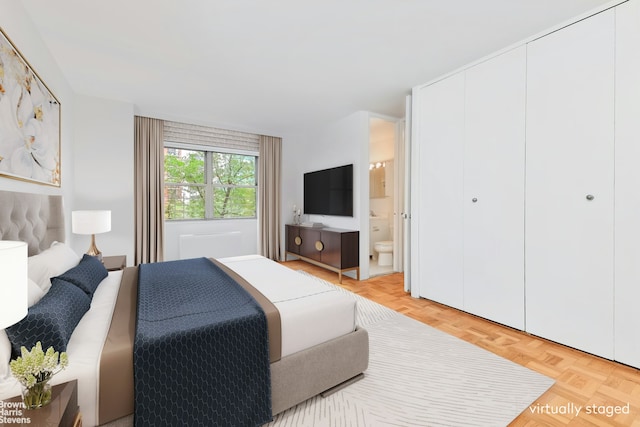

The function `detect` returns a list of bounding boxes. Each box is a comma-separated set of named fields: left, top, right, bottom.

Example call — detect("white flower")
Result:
left=9, top=342, right=68, bottom=388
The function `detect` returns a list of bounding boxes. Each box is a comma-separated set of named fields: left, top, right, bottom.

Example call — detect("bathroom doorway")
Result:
left=369, top=116, right=400, bottom=277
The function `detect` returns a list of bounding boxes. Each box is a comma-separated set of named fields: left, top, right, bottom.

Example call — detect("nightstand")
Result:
left=1, top=380, right=81, bottom=427
left=103, top=255, right=126, bottom=271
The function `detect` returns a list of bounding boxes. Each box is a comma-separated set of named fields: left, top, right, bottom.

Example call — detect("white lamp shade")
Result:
left=72, top=210, right=111, bottom=235
left=0, top=241, right=28, bottom=329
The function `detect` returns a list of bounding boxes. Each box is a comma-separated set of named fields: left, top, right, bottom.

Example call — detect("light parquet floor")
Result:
left=281, top=261, right=640, bottom=427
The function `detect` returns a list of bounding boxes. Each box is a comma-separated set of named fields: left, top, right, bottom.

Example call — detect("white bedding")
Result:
left=0, top=270, right=122, bottom=427
left=219, top=255, right=357, bottom=357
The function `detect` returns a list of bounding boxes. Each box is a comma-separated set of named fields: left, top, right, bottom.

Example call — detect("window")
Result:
left=163, top=121, right=260, bottom=221
left=164, top=147, right=257, bottom=220
left=211, top=152, right=257, bottom=218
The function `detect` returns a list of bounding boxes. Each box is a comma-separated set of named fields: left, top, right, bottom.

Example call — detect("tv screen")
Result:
left=304, top=164, right=353, bottom=217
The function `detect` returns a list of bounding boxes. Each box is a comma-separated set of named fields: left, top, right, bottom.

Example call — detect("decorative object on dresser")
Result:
left=291, top=204, right=301, bottom=225
left=72, top=210, right=111, bottom=261
left=285, top=224, right=359, bottom=283
left=0, top=241, right=28, bottom=329
left=103, top=255, right=127, bottom=272
left=0, top=29, right=61, bottom=187
left=299, top=222, right=323, bottom=228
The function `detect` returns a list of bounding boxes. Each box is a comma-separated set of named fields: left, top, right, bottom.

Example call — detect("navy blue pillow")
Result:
left=5, top=279, right=91, bottom=358
left=55, top=254, right=108, bottom=298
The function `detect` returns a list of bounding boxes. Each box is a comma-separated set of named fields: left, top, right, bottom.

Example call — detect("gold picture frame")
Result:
left=0, top=27, right=61, bottom=187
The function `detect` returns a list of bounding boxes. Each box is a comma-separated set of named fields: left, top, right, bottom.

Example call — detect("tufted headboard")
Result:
left=0, top=190, right=65, bottom=256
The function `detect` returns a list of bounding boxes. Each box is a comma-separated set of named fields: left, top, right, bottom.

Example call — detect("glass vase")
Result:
left=22, top=380, right=52, bottom=409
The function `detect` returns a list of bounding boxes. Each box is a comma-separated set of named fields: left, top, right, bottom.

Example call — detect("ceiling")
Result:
left=21, top=0, right=613, bottom=135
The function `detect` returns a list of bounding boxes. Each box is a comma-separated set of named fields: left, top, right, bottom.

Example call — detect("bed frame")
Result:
left=0, top=190, right=369, bottom=424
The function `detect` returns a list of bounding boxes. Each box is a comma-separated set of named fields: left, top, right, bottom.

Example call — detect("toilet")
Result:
left=374, top=240, right=393, bottom=266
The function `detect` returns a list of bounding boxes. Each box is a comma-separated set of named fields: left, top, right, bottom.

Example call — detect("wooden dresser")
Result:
left=285, top=224, right=359, bottom=283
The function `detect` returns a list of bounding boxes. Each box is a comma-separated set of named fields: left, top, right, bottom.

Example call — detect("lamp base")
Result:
left=86, top=234, right=103, bottom=262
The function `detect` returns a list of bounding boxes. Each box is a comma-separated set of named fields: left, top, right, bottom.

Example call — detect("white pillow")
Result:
left=0, top=329, right=10, bottom=380
left=28, top=241, right=81, bottom=292
left=27, top=278, right=46, bottom=307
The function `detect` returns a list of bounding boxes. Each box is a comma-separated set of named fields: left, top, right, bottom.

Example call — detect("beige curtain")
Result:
left=258, top=135, right=282, bottom=260
left=134, top=116, right=165, bottom=264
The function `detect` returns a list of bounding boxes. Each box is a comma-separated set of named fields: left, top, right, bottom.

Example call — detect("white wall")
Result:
left=0, top=0, right=76, bottom=239
left=164, top=219, right=258, bottom=261
left=281, top=111, right=371, bottom=278
left=72, top=95, right=135, bottom=264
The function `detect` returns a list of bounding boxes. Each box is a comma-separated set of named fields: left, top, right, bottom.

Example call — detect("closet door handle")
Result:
left=586, top=194, right=594, bottom=201
left=471, top=198, right=478, bottom=203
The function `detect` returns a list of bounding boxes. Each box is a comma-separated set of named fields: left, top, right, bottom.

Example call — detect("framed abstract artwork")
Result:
left=0, top=27, right=61, bottom=187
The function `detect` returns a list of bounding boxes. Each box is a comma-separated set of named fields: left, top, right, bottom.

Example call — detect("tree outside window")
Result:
left=164, top=146, right=257, bottom=220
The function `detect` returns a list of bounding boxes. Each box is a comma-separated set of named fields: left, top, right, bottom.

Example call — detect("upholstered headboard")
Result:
left=0, top=190, right=65, bottom=256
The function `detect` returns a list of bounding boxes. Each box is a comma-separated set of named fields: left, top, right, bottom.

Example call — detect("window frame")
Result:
left=164, top=141, right=259, bottom=221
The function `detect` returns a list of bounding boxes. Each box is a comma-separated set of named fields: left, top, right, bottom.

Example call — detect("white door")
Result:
left=393, top=120, right=405, bottom=270
left=402, top=96, right=412, bottom=293
left=413, top=73, right=465, bottom=309
left=614, top=0, right=640, bottom=368
left=463, top=46, right=526, bottom=330
left=525, top=10, right=615, bottom=359
left=393, top=119, right=405, bottom=276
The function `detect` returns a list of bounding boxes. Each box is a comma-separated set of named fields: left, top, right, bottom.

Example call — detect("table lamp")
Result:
left=72, top=210, right=111, bottom=261
left=0, top=241, right=28, bottom=329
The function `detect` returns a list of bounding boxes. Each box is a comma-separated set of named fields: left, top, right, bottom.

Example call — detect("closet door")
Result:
left=615, top=0, right=640, bottom=368
left=525, top=10, right=614, bottom=358
left=414, top=73, right=465, bottom=309
left=463, top=47, right=526, bottom=330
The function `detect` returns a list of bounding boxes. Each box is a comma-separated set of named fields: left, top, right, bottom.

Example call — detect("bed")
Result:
left=0, top=190, right=369, bottom=426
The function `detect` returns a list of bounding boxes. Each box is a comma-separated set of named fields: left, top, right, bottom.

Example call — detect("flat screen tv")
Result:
left=304, top=164, right=353, bottom=217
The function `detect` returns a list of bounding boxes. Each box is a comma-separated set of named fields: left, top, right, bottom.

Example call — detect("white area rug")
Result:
left=265, top=272, right=554, bottom=427
left=104, top=272, right=554, bottom=427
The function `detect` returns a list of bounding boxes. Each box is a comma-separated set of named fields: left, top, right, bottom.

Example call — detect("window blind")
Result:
left=164, top=121, right=259, bottom=153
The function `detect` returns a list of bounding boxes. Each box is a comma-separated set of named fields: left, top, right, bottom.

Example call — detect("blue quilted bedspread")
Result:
left=134, top=258, right=272, bottom=426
